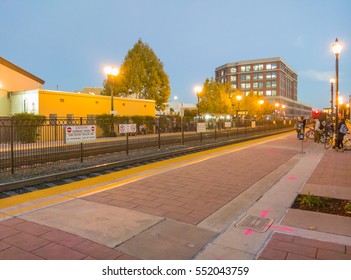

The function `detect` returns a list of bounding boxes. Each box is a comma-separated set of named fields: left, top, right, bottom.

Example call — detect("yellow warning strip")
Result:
left=0, top=131, right=292, bottom=213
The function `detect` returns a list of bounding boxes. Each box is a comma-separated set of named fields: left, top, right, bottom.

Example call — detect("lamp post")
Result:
left=104, top=66, right=119, bottom=136
left=330, top=78, right=335, bottom=118
left=194, top=86, right=203, bottom=118
left=236, top=95, right=242, bottom=120
left=332, top=38, right=342, bottom=130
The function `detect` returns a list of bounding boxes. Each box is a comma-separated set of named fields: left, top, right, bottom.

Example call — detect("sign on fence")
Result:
left=64, top=125, right=96, bottom=144
left=224, top=122, right=232, bottom=128
left=196, top=122, right=206, bottom=133
left=119, top=123, right=137, bottom=134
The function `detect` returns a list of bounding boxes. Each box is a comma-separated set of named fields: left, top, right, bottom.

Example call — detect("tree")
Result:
left=103, top=39, right=171, bottom=111
left=199, top=78, right=232, bottom=115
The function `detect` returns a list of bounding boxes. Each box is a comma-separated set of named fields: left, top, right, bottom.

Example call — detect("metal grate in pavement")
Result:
left=235, top=214, right=274, bottom=233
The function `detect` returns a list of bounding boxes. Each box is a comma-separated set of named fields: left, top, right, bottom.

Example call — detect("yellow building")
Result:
left=37, top=89, right=155, bottom=118
left=0, top=56, right=155, bottom=118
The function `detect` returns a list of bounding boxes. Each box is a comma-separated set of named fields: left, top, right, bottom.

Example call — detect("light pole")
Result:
left=332, top=38, right=342, bottom=129
left=236, top=95, right=242, bottom=120
left=330, top=78, right=335, bottom=118
left=104, top=66, right=119, bottom=136
left=194, top=86, right=202, bottom=118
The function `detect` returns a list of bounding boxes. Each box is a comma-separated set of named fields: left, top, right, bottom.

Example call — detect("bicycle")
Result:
left=303, top=126, right=315, bottom=142
left=324, top=132, right=351, bottom=150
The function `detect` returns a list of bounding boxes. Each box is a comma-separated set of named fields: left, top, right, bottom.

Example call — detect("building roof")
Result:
left=0, top=56, right=45, bottom=86
left=215, top=57, right=297, bottom=75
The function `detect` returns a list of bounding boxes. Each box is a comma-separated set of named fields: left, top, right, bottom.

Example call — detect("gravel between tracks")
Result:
left=0, top=145, right=182, bottom=185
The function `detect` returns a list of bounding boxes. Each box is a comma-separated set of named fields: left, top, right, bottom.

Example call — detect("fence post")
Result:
left=80, top=117, right=83, bottom=163
left=10, top=117, right=14, bottom=174
left=126, top=132, right=129, bottom=155
left=158, top=126, right=161, bottom=150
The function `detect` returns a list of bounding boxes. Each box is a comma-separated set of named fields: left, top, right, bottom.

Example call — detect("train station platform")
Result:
left=0, top=132, right=350, bottom=260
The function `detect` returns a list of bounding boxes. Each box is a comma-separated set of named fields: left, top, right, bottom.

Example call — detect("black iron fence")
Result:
left=0, top=116, right=296, bottom=175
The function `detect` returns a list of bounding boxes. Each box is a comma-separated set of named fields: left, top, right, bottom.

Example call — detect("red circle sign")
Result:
left=91, top=126, right=95, bottom=132
left=67, top=127, right=72, bottom=133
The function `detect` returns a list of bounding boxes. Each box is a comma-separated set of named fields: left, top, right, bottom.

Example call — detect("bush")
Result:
left=13, top=113, right=46, bottom=143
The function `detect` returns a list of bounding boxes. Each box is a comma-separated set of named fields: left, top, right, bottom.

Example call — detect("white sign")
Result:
left=197, top=122, right=207, bottom=133
left=119, top=123, right=137, bottom=133
left=64, top=125, right=96, bottom=144
left=224, top=122, right=232, bottom=128
left=110, top=110, right=117, bottom=115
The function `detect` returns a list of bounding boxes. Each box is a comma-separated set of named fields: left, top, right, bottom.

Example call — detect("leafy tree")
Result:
left=103, top=39, right=171, bottom=111
left=199, top=78, right=232, bottom=115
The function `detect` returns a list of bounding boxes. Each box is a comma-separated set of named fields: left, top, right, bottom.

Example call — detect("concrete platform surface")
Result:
left=0, top=132, right=350, bottom=260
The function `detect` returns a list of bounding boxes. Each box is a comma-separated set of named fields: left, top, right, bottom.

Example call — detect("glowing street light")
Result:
left=194, top=86, right=203, bottom=117
left=104, top=66, right=119, bottom=136
left=332, top=38, right=343, bottom=129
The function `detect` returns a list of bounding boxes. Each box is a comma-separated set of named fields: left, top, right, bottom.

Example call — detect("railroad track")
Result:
left=0, top=128, right=293, bottom=198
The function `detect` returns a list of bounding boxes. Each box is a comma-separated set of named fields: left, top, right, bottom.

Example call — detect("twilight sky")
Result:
left=1, top=0, right=350, bottom=109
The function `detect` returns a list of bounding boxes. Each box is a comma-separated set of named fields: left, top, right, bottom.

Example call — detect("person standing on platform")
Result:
left=314, top=118, right=321, bottom=143
left=336, top=118, right=348, bottom=151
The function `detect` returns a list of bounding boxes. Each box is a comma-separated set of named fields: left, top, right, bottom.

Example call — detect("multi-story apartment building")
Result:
left=215, top=57, right=311, bottom=118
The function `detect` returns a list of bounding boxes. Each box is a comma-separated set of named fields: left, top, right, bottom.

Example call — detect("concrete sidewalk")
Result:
left=0, top=132, right=350, bottom=260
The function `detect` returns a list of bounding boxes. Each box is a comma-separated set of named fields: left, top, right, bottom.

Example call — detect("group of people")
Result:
left=313, top=117, right=349, bottom=151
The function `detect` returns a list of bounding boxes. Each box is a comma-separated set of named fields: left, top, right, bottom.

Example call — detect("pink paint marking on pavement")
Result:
left=260, top=210, right=269, bottom=218
left=244, top=228, right=254, bottom=235
left=269, top=225, right=294, bottom=232
left=287, top=176, right=297, bottom=180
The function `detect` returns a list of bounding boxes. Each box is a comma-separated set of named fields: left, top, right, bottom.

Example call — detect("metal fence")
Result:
left=0, top=116, right=296, bottom=175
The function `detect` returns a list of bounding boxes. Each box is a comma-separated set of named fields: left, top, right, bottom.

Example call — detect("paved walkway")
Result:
left=0, top=132, right=350, bottom=260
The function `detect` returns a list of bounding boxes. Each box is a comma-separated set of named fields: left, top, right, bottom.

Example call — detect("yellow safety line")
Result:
left=0, top=132, right=292, bottom=214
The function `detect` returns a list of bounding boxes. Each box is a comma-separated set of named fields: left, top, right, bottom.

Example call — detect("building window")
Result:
left=266, top=90, right=272, bottom=96
left=230, top=67, right=237, bottom=73
left=258, top=90, right=264, bottom=96
left=253, top=82, right=264, bottom=89
left=253, top=64, right=264, bottom=71
left=240, top=65, right=251, bottom=72
left=266, top=81, right=272, bottom=88
left=230, top=76, right=236, bottom=82
left=266, top=72, right=277, bottom=79
left=266, top=63, right=277, bottom=70
left=272, top=81, right=277, bottom=88
left=241, top=74, right=250, bottom=81
left=241, top=83, right=251, bottom=89
left=253, top=73, right=263, bottom=80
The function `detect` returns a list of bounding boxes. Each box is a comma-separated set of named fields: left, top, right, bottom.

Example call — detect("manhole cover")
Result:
left=235, top=214, right=274, bottom=233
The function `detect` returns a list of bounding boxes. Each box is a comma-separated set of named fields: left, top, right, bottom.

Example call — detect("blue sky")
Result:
left=1, top=0, right=350, bottom=109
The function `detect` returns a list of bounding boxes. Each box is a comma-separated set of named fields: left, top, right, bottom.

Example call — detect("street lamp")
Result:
left=194, top=86, right=202, bottom=117
left=332, top=38, right=343, bottom=129
left=104, top=66, right=119, bottom=136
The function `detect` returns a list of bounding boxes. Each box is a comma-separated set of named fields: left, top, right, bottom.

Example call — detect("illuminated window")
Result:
left=253, top=73, right=263, bottom=80
left=240, top=65, right=251, bottom=72
left=253, top=64, right=263, bottom=71
left=241, top=74, right=250, bottom=81
left=230, top=67, right=237, bottom=73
